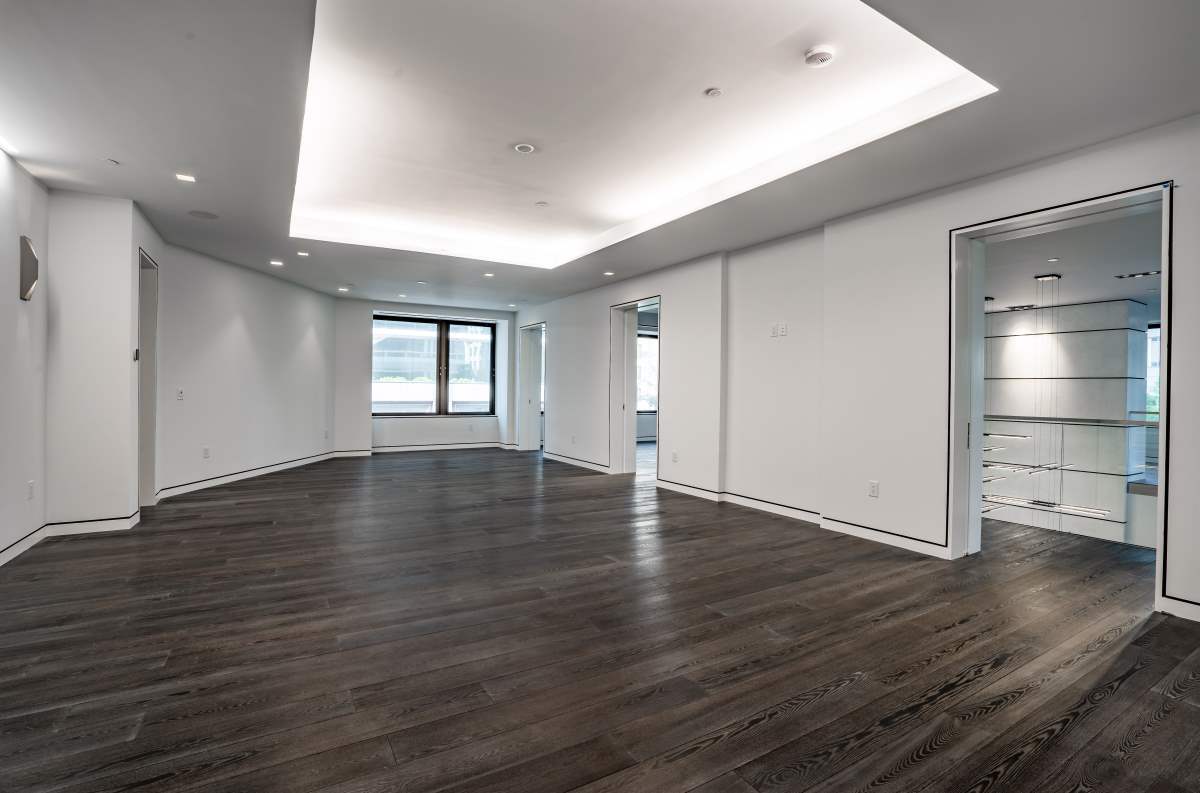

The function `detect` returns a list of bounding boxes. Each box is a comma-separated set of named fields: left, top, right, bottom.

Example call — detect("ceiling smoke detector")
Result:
left=805, top=46, right=836, bottom=68
left=704, top=87, right=723, bottom=98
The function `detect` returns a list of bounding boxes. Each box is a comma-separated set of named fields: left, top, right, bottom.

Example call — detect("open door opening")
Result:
left=137, top=250, right=159, bottom=507
left=635, top=300, right=659, bottom=479
left=608, top=296, right=660, bottom=475
left=950, top=184, right=1170, bottom=562
left=517, top=323, right=545, bottom=452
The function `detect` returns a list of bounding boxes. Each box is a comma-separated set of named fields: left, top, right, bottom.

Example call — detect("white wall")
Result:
left=333, top=299, right=516, bottom=454
left=0, top=153, right=49, bottom=563
left=724, top=230, right=823, bottom=516
left=520, top=113, right=1200, bottom=619
left=154, top=245, right=335, bottom=497
left=519, top=254, right=725, bottom=488
left=45, top=192, right=139, bottom=526
left=822, top=115, right=1198, bottom=613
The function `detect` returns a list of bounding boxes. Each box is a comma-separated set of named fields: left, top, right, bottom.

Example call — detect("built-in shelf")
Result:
left=986, top=414, right=1157, bottom=428
left=982, top=494, right=1112, bottom=518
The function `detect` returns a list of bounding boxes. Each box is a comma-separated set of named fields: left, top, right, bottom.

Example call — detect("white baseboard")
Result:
left=156, top=453, right=334, bottom=501
left=1158, top=595, right=1200, bottom=622
left=334, top=450, right=372, bottom=458
left=542, top=451, right=611, bottom=473
left=0, top=527, right=46, bottom=567
left=652, top=479, right=948, bottom=560
left=1, top=512, right=140, bottom=568
left=821, top=517, right=954, bottom=559
left=374, top=442, right=500, bottom=453
left=719, top=492, right=821, bottom=523
left=655, top=479, right=719, bottom=501
left=44, top=512, right=141, bottom=537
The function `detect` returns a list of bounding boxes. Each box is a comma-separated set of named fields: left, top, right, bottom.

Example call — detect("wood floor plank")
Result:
left=0, top=446, right=1192, bottom=793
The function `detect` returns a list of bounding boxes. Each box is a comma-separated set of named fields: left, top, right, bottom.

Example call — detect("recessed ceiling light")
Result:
left=1047, top=258, right=1060, bottom=262
left=297, top=251, right=310, bottom=257
left=508, top=303, right=517, bottom=308
left=398, top=293, right=407, bottom=298
left=603, top=271, right=615, bottom=276
left=534, top=201, right=549, bottom=208
left=337, top=286, right=350, bottom=292
left=416, top=281, right=427, bottom=285
left=175, top=173, right=197, bottom=183
left=483, top=273, right=495, bottom=277
left=513, top=143, right=536, bottom=154
left=1034, top=273, right=1061, bottom=282
left=805, top=46, right=836, bottom=68
left=187, top=210, right=219, bottom=220
left=1115, top=270, right=1161, bottom=279
left=704, top=87, right=723, bottom=98
left=269, top=259, right=284, bottom=267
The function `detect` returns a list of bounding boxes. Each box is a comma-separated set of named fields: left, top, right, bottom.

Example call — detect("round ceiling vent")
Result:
left=805, top=46, right=836, bottom=68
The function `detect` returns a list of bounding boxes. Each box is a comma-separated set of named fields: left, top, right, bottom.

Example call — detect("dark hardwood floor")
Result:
left=1, top=449, right=1198, bottom=793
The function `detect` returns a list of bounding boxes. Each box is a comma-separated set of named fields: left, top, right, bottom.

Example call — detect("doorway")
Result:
left=137, top=250, right=159, bottom=507
left=517, top=322, right=545, bottom=452
left=608, top=296, right=660, bottom=476
left=635, top=300, right=659, bottom=478
left=949, top=184, right=1171, bottom=557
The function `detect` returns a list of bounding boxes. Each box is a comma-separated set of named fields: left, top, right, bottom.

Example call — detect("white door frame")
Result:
left=608, top=304, right=638, bottom=473
left=517, top=323, right=545, bottom=452
left=608, top=296, right=660, bottom=475
left=137, top=250, right=160, bottom=507
left=947, top=183, right=1172, bottom=558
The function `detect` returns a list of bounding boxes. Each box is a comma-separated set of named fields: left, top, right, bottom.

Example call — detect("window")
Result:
left=1147, top=324, right=1160, bottom=416
left=372, top=316, right=495, bottom=415
left=636, top=334, right=658, bottom=412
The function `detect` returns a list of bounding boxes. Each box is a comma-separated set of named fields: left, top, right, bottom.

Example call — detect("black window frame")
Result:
left=372, top=315, right=497, bottom=417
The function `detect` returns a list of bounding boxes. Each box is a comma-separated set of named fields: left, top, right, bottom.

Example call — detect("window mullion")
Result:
left=437, top=320, right=449, bottom=414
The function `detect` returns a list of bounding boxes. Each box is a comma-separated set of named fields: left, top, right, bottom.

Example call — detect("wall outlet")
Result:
left=202, top=447, right=211, bottom=460
left=868, top=480, right=880, bottom=498
left=26, top=480, right=34, bottom=501
left=672, top=450, right=679, bottom=463
left=779, top=321, right=788, bottom=337
left=770, top=323, right=778, bottom=338
left=176, top=388, right=185, bottom=400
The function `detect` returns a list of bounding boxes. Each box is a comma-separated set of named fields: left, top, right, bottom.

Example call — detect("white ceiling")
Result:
left=984, top=207, right=1163, bottom=318
left=1, top=0, right=1199, bottom=311
left=291, top=0, right=991, bottom=268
